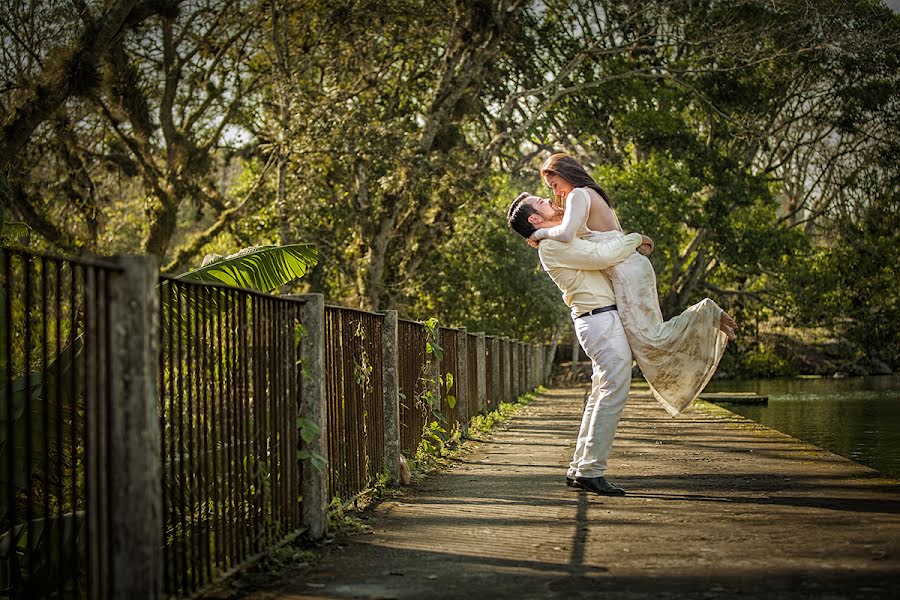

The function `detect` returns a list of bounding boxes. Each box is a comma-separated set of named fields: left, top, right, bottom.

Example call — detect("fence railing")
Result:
left=0, top=249, right=159, bottom=598
left=0, top=247, right=552, bottom=599
left=157, top=277, right=306, bottom=596
left=397, top=320, right=428, bottom=457
left=323, top=306, right=385, bottom=502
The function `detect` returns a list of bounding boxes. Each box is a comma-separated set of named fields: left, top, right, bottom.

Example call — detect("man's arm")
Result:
left=539, top=233, right=644, bottom=271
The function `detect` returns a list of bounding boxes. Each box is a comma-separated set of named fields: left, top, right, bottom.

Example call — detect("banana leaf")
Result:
left=158, top=244, right=317, bottom=342
left=174, top=244, right=317, bottom=291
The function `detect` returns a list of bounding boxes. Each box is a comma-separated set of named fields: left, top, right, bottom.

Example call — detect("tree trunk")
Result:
left=144, top=196, right=179, bottom=261
left=360, top=215, right=395, bottom=311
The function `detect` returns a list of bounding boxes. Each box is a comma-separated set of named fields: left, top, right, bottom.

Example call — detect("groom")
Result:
left=507, top=193, right=653, bottom=496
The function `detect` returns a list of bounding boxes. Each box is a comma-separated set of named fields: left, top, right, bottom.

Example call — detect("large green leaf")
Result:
left=175, top=244, right=317, bottom=292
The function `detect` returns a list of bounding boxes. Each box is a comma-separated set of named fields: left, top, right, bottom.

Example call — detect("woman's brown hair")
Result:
left=540, top=153, right=612, bottom=207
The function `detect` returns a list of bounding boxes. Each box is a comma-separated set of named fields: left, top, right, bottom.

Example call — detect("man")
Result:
left=507, top=193, right=653, bottom=496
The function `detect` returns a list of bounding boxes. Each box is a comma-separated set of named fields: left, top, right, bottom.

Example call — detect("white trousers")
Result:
left=568, top=311, right=633, bottom=479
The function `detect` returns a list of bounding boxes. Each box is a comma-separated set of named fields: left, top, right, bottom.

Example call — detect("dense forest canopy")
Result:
left=1, top=0, right=898, bottom=375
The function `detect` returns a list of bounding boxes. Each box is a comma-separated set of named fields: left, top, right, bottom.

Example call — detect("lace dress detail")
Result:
left=587, top=231, right=727, bottom=416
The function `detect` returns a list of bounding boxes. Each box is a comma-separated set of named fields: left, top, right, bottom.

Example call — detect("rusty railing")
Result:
left=397, top=320, right=428, bottom=456
left=0, top=248, right=125, bottom=598
left=323, top=307, right=385, bottom=501
left=157, top=276, right=305, bottom=596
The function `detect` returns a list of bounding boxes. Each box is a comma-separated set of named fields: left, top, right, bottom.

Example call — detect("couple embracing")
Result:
left=507, top=153, right=737, bottom=496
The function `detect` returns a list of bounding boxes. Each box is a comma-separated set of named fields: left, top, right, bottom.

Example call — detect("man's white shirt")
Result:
left=537, top=233, right=643, bottom=319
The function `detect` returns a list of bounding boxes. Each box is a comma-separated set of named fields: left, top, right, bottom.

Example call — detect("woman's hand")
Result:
left=637, top=234, right=654, bottom=256
left=526, top=237, right=540, bottom=249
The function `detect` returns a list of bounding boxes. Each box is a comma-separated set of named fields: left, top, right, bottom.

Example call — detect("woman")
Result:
left=532, top=153, right=736, bottom=416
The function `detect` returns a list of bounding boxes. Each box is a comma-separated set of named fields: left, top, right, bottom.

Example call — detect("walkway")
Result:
left=233, top=385, right=900, bottom=600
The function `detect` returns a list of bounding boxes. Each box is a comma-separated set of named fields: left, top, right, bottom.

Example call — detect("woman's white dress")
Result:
left=533, top=188, right=727, bottom=416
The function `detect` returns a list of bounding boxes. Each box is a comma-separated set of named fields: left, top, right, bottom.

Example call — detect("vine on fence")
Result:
left=415, top=318, right=457, bottom=461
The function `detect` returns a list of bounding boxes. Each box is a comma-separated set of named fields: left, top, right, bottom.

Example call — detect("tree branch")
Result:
left=163, top=153, right=276, bottom=273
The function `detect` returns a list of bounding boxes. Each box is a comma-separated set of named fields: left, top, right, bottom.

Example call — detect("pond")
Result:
left=704, top=375, right=900, bottom=479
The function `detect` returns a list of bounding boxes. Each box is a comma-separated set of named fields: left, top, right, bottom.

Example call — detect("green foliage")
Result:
left=409, top=177, right=569, bottom=341
left=176, top=244, right=318, bottom=292
left=0, top=336, right=84, bottom=523
left=785, top=191, right=900, bottom=366
left=737, top=344, right=796, bottom=379
left=0, top=511, right=85, bottom=596
left=326, top=497, right=372, bottom=535
left=4, top=0, right=898, bottom=374
left=0, top=222, right=32, bottom=247
left=296, top=416, right=326, bottom=473
left=423, top=318, right=443, bottom=361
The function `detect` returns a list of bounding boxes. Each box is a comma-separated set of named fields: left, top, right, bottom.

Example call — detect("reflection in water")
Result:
left=705, top=375, right=900, bottom=478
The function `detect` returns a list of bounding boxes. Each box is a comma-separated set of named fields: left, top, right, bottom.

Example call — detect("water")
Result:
left=705, top=375, right=900, bottom=479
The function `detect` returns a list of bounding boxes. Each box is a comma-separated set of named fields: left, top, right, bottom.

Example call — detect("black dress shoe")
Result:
left=574, top=476, right=626, bottom=496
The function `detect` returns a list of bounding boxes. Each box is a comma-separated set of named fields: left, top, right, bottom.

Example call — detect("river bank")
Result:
left=719, top=330, right=895, bottom=379
left=706, top=375, right=900, bottom=479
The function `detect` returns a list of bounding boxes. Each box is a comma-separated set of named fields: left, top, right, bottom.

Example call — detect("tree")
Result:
left=1, top=0, right=270, bottom=261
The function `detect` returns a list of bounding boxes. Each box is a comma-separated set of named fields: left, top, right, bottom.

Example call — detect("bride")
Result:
left=531, top=153, right=736, bottom=416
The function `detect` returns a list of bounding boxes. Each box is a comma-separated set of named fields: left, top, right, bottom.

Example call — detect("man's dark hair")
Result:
left=507, top=192, right=537, bottom=238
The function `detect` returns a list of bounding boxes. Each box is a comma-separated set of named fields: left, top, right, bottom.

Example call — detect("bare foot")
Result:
left=720, top=312, right=737, bottom=341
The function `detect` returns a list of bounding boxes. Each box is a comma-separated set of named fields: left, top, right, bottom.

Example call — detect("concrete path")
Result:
left=235, top=385, right=900, bottom=599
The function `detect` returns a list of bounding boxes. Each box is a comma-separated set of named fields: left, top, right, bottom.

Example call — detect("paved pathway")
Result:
left=235, top=385, right=900, bottom=599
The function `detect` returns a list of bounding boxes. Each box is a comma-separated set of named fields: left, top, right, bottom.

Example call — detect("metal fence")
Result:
left=397, top=320, right=428, bottom=456
left=323, top=307, right=385, bottom=501
left=0, top=245, right=550, bottom=599
left=484, top=336, right=496, bottom=412
left=0, top=248, right=123, bottom=598
left=466, top=333, right=478, bottom=419
left=157, top=277, right=305, bottom=596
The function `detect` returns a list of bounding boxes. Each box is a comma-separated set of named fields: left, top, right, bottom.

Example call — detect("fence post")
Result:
left=506, top=339, right=513, bottom=400
left=382, top=310, right=400, bottom=485
left=503, top=338, right=511, bottom=401
left=518, top=342, right=525, bottom=397
left=525, top=343, right=531, bottom=392
left=298, top=293, right=328, bottom=539
left=107, top=255, right=162, bottom=598
left=524, top=343, right=530, bottom=393
left=456, top=328, right=469, bottom=436
left=475, top=333, right=486, bottom=416
left=526, top=344, right=532, bottom=391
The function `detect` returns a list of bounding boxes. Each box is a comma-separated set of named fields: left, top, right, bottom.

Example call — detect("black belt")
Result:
left=576, top=304, right=617, bottom=319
